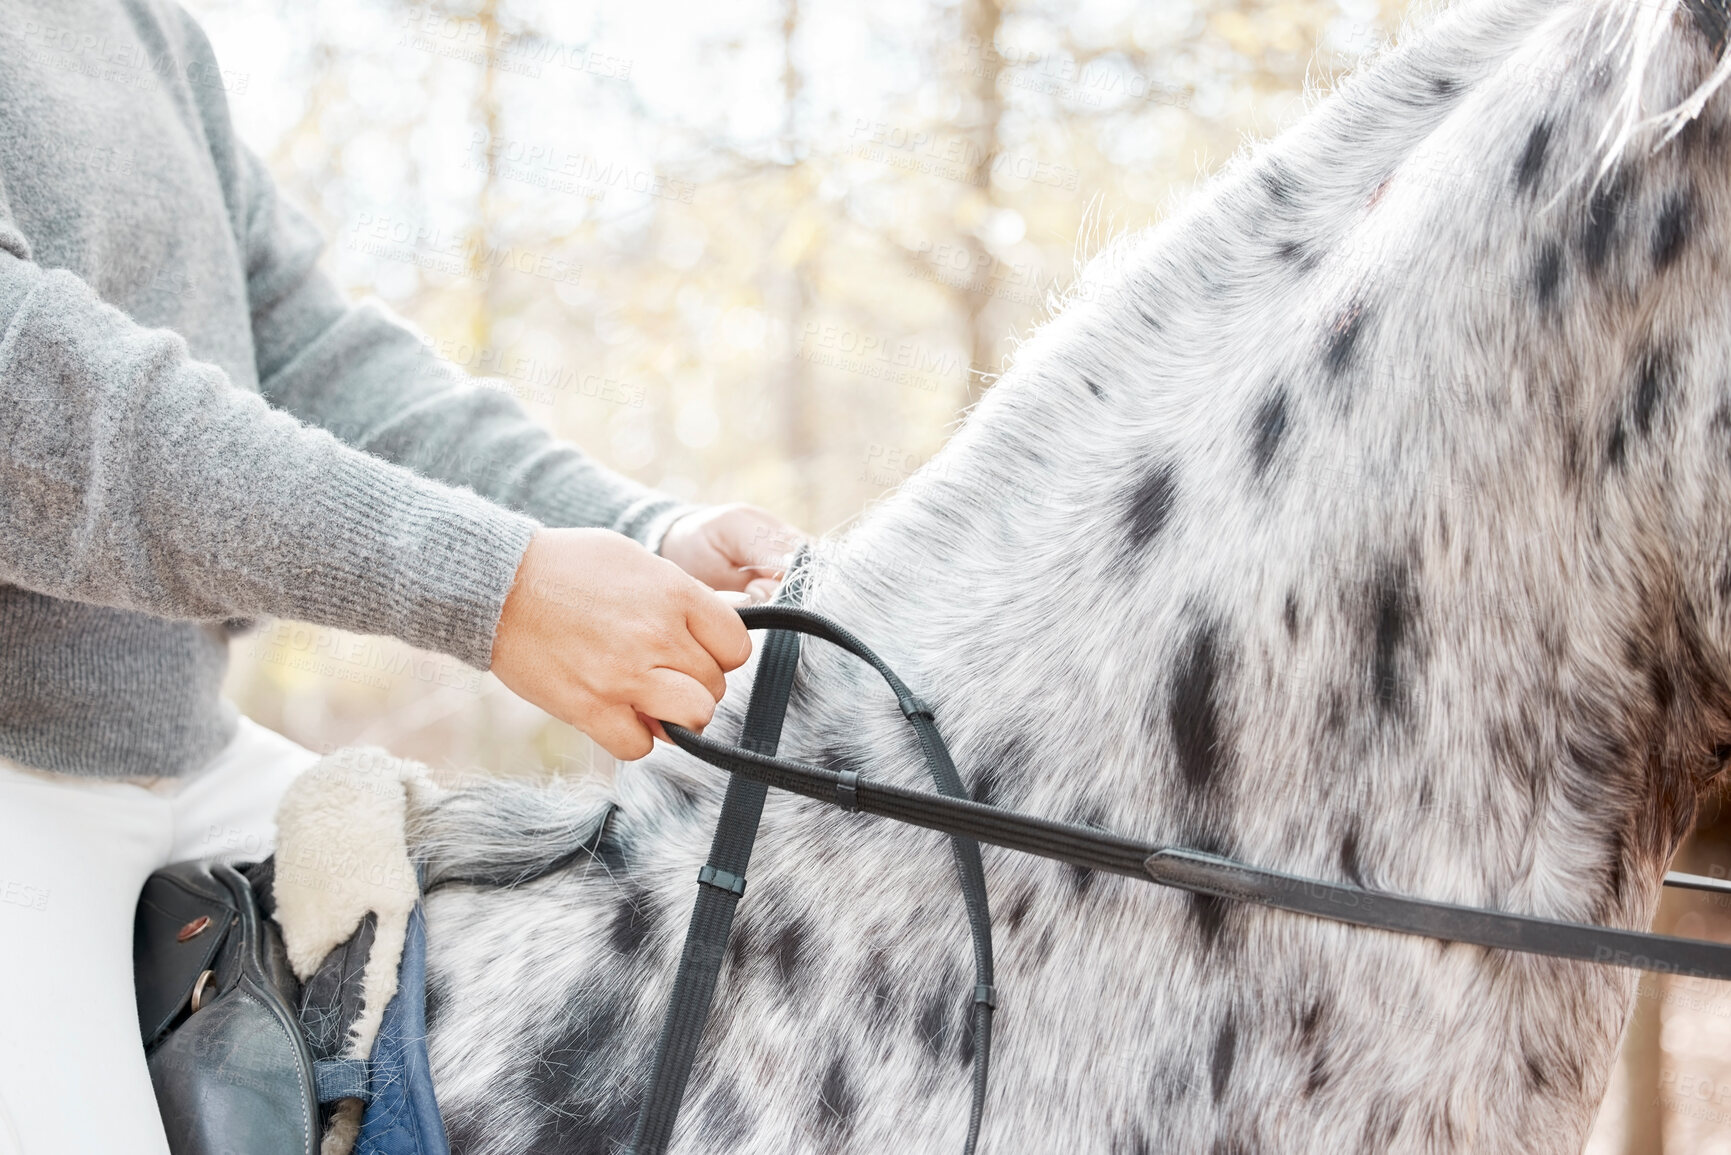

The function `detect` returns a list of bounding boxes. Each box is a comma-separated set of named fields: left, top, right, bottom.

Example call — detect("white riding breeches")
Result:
left=0, top=716, right=320, bottom=1155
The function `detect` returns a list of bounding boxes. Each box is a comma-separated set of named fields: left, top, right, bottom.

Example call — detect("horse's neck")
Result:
left=715, top=34, right=1731, bottom=1143
left=647, top=1, right=1731, bottom=1145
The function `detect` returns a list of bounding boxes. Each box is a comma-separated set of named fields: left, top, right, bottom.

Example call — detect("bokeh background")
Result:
left=182, top=0, right=1731, bottom=1148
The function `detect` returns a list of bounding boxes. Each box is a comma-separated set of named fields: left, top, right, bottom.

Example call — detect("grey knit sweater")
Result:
left=0, top=0, right=690, bottom=777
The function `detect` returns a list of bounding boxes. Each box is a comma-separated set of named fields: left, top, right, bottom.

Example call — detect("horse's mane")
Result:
left=1607, top=0, right=1731, bottom=157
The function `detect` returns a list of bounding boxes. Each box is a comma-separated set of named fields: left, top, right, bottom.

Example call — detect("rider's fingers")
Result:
left=638, top=668, right=719, bottom=733
left=590, top=706, right=655, bottom=761
left=684, top=588, right=752, bottom=671
left=670, top=642, right=728, bottom=703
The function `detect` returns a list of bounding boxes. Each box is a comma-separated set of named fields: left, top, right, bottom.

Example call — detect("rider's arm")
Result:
left=0, top=235, right=744, bottom=757
left=0, top=234, right=537, bottom=672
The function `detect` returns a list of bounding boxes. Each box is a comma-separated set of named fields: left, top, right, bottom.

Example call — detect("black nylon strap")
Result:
left=734, top=606, right=998, bottom=1152
left=629, top=591, right=806, bottom=1155
left=663, top=716, right=1731, bottom=980
left=1143, top=849, right=1731, bottom=977
left=660, top=609, right=1731, bottom=985
left=633, top=597, right=998, bottom=1155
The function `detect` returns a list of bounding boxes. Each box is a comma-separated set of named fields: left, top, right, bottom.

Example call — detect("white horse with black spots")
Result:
left=397, top=0, right=1731, bottom=1149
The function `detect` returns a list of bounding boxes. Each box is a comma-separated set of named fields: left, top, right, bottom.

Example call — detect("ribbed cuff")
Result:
left=293, top=448, right=541, bottom=671
left=628, top=498, right=701, bottom=555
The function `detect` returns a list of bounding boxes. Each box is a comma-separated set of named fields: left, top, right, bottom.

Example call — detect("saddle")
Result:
left=135, top=857, right=318, bottom=1154
left=133, top=749, right=447, bottom=1155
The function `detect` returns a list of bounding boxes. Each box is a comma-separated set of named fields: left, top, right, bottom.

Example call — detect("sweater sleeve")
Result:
left=230, top=142, right=695, bottom=552
left=0, top=228, right=539, bottom=670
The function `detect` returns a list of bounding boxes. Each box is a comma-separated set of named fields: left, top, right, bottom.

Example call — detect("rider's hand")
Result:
left=490, top=528, right=752, bottom=760
left=659, top=503, right=805, bottom=603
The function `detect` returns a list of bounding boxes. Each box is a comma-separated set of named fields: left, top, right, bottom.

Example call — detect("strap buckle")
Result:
left=835, top=769, right=860, bottom=811
left=696, top=865, right=746, bottom=898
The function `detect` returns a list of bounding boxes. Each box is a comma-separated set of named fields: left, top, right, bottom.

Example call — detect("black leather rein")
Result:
left=633, top=602, right=1731, bottom=1153
left=631, top=586, right=996, bottom=1155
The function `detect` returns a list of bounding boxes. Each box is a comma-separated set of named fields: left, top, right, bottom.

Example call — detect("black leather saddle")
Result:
left=134, top=858, right=319, bottom=1155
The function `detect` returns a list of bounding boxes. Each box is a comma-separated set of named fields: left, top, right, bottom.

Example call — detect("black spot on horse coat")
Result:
left=917, top=987, right=951, bottom=1059
left=958, top=1002, right=977, bottom=1067
left=1324, top=302, right=1368, bottom=379
left=1515, top=120, right=1550, bottom=194
left=515, top=1001, right=634, bottom=1153
left=423, top=974, right=447, bottom=1034
left=1261, top=164, right=1297, bottom=205
left=1250, top=390, right=1290, bottom=476
left=817, top=1056, right=857, bottom=1133
left=519, top=1095, right=637, bottom=1155
left=727, top=918, right=757, bottom=973
left=1067, top=860, right=1095, bottom=897
left=1565, top=729, right=1627, bottom=784
left=1652, top=191, right=1692, bottom=270
left=969, top=733, right=1033, bottom=809
left=1582, top=170, right=1630, bottom=276
left=1169, top=624, right=1234, bottom=798
left=1190, top=891, right=1234, bottom=953
left=970, top=760, right=1001, bottom=808
left=1339, top=824, right=1368, bottom=887
left=696, top=1081, right=756, bottom=1148
left=1632, top=348, right=1670, bottom=438
left=591, top=828, right=630, bottom=876
left=1305, top=1045, right=1331, bottom=1098
left=1361, top=1098, right=1407, bottom=1148
left=1299, top=999, right=1326, bottom=1045
left=771, top=919, right=807, bottom=985
left=1523, top=1051, right=1549, bottom=1091
left=1369, top=561, right=1419, bottom=718
left=1210, top=1016, right=1237, bottom=1102
left=1533, top=241, right=1563, bottom=309
left=1124, top=462, right=1179, bottom=551
left=608, top=884, right=654, bottom=955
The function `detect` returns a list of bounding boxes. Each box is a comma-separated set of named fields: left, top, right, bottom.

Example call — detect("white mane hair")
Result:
left=411, top=0, right=1731, bottom=1150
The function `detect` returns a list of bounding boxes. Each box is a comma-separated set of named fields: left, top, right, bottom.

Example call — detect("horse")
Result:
left=400, top=0, right=1731, bottom=1148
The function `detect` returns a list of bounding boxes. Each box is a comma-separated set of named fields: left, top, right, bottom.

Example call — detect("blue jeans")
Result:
left=356, top=901, right=448, bottom=1155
